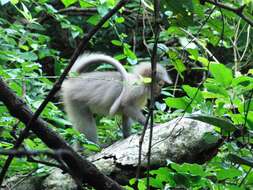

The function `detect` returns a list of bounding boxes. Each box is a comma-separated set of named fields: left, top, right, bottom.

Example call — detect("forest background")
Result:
left=0, top=0, right=253, bottom=189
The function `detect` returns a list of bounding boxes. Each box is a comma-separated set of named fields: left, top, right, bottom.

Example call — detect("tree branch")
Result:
left=57, top=7, right=97, bottom=16
left=0, top=78, right=122, bottom=189
left=201, top=0, right=253, bottom=26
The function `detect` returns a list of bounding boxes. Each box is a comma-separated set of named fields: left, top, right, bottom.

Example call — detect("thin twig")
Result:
left=240, top=25, right=251, bottom=62
left=180, top=28, right=220, bottom=63
left=0, top=149, right=70, bottom=172
left=135, top=1, right=161, bottom=187
left=142, top=10, right=152, bottom=56
left=57, top=7, right=97, bottom=16
left=146, top=0, right=160, bottom=189
left=135, top=112, right=151, bottom=182
left=27, top=157, right=66, bottom=171
left=232, top=19, right=241, bottom=73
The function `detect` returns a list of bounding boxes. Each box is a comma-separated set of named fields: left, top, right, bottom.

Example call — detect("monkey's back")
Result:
left=62, top=72, right=123, bottom=115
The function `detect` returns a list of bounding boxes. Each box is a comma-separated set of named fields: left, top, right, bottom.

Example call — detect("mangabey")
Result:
left=62, top=53, right=172, bottom=144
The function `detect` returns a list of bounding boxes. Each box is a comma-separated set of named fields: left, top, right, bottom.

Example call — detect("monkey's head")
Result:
left=133, top=62, right=172, bottom=97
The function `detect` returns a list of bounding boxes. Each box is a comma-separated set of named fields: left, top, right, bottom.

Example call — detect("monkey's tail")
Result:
left=72, top=53, right=128, bottom=115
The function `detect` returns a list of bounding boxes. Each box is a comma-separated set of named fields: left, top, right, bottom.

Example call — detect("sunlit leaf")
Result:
left=165, top=97, right=192, bottom=112
left=61, top=0, right=77, bottom=7
left=209, top=63, right=233, bottom=88
left=217, top=168, right=242, bottom=180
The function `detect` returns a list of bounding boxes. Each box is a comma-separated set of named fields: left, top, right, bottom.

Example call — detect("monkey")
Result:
left=62, top=53, right=172, bottom=145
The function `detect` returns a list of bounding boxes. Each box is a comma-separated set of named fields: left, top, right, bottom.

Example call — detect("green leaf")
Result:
left=204, top=82, right=228, bottom=97
left=209, top=63, right=233, bottom=88
left=123, top=45, right=137, bottom=62
left=21, top=62, right=40, bottom=72
left=171, top=163, right=205, bottom=177
left=149, top=177, right=163, bottom=188
left=114, top=54, right=126, bottom=60
left=10, top=0, right=18, bottom=4
left=173, top=173, right=190, bottom=187
left=229, top=114, right=244, bottom=125
left=79, top=0, right=95, bottom=8
left=25, top=139, right=37, bottom=149
left=171, top=59, right=186, bottom=78
left=83, top=142, right=101, bottom=152
left=87, top=14, right=101, bottom=25
left=248, top=69, right=253, bottom=75
left=21, top=52, right=38, bottom=61
left=165, top=97, right=192, bottom=112
left=61, top=0, right=78, bottom=7
left=217, top=168, right=242, bottom=180
left=151, top=167, right=176, bottom=186
left=162, top=0, right=194, bottom=26
left=111, top=40, right=122, bottom=46
left=232, top=76, right=253, bottom=87
left=202, top=132, right=220, bottom=144
left=245, top=112, right=253, bottom=130
left=50, top=117, right=72, bottom=127
left=115, top=17, right=125, bottom=23
left=197, top=56, right=209, bottom=67
left=186, top=114, right=236, bottom=132
left=10, top=82, right=22, bottom=96
left=182, top=85, right=204, bottom=103
left=137, top=179, right=146, bottom=190
left=187, top=48, right=199, bottom=60
left=166, top=26, right=185, bottom=35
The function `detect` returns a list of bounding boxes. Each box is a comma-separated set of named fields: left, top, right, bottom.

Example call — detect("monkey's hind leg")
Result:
left=122, top=114, right=132, bottom=138
left=77, top=107, right=98, bottom=144
left=66, top=101, right=98, bottom=146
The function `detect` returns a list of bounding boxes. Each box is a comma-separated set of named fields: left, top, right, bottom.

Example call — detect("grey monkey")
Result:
left=62, top=53, right=172, bottom=144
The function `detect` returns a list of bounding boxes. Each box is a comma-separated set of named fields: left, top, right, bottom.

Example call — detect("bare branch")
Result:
left=202, top=0, right=253, bottom=26
left=57, top=7, right=97, bottom=16
left=0, top=149, right=68, bottom=171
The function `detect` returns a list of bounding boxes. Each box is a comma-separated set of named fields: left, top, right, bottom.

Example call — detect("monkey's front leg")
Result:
left=122, top=106, right=146, bottom=126
left=122, top=106, right=159, bottom=132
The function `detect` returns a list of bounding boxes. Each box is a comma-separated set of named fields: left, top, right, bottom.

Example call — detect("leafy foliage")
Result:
left=0, top=0, right=252, bottom=189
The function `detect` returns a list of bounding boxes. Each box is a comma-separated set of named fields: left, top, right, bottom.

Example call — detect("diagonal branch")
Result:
left=201, top=0, right=253, bottom=26
left=0, top=78, right=122, bottom=190
left=0, top=0, right=129, bottom=187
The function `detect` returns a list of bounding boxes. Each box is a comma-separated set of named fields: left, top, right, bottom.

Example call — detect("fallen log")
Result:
left=44, top=117, right=221, bottom=188
left=6, top=118, right=221, bottom=189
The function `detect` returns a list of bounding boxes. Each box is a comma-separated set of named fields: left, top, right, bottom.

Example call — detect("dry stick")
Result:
left=180, top=28, right=219, bottom=63
left=146, top=0, right=160, bottom=189
left=0, top=149, right=67, bottom=159
left=239, top=25, right=251, bottom=62
left=135, top=112, right=151, bottom=181
left=203, top=0, right=253, bottom=27
left=57, top=7, right=97, bottom=15
left=0, top=0, right=129, bottom=186
left=135, top=1, right=161, bottom=186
